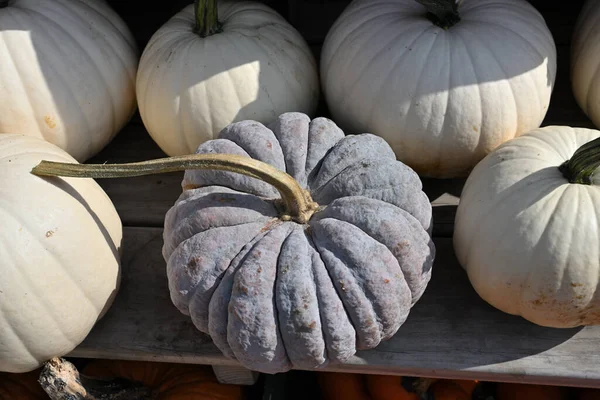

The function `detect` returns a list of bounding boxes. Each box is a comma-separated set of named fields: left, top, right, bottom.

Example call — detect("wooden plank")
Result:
left=70, top=227, right=600, bottom=389
left=211, top=365, right=260, bottom=385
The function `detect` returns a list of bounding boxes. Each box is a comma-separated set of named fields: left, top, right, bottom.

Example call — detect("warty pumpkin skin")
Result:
left=162, top=112, right=435, bottom=373
left=0, top=134, right=122, bottom=373
left=29, top=112, right=434, bottom=374
left=0, top=0, right=139, bottom=162
left=136, top=0, right=320, bottom=157
left=571, top=0, right=600, bottom=129
left=454, top=126, right=600, bottom=328
left=320, top=0, right=557, bottom=178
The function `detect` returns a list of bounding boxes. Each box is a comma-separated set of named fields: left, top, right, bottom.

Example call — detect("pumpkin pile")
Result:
left=2, top=0, right=600, bottom=396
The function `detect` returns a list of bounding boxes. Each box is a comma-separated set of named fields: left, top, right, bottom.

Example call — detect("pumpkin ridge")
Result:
left=249, top=27, right=316, bottom=102
left=207, top=221, right=284, bottom=358
left=0, top=291, right=38, bottom=366
left=311, top=219, right=394, bottom=349
left=305, top=231, right=356, bottom=363
left=519, top=186, right=579, bottom=323
left=226, top=222, right=294, bottom=372
left=0, top=36, right=48, bottom=140
left=274, top=227, right=328, bottom=368
left=312, top=195, right=434, bottom=304
left=332, top=19, right=430, bottom=113
left=165, top=221, right=273, bottom=319
left=309, top=137, right=398, bottom=192
left=165, top=208, right=277, bottom=259
left=0, top=204, right=100, bottom=341
left=18, top=6, right=119, bottom=157
left=455, top=26, right=520, bottom=141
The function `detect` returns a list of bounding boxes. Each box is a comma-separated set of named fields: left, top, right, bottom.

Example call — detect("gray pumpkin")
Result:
left=162, top=112, right=435, bottom=374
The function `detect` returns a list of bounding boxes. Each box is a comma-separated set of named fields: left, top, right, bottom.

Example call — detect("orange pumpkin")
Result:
left=82, top=360, right=244, bottom=400
left=365, top=374, right=420, bottom=400
left=495, top=382, right=567, bottom=400
left=430, top=380, right=476, bottom=400
left=0, top=369, right=47, bottom=399
left=317, top=372, right=372, bottom=400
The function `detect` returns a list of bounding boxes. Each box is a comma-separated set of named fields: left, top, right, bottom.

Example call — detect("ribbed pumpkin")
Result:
left=454, top=126, right=600, bottom=327
left=321, top=0, right=557, bottom=178
left=571, top=0, right=600, bottom=129
left=136, top=0, right=319, bottom=156
left=0, top=0, right=139, bottom=162
left=30, top=112, right=435, bottom=374
left=0, top=134, right=122, bottom=373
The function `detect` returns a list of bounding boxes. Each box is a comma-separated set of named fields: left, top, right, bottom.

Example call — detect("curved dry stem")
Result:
left=31, top=153, right=319, bottom=224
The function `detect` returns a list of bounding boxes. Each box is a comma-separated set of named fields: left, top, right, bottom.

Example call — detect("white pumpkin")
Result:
left=572, top=0, right=600, bottom=129
left=320, top=0, right=557, bottom=178
left=136, top=0, right=320, bottom=157
left=454, top=125, right=600, bottom=328
left=0, top=134, right=122, bottom=373
left=0, top=0, right=139, bottom=162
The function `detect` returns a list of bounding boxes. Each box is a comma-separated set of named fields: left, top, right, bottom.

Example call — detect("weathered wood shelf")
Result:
left=71, top=227, right=600, bottom=389
left=66, top=0, right=600, bottom=389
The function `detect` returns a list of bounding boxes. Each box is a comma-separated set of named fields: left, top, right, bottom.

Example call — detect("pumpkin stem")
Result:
left=38, top=357, right=154, bottom=400
left=559, top=136, right=600, bottom=184
left=194, top=0, right=222, bottom=37
left=414, top=0, right=461, bottom=29
left=0, top=0, right=9, bottom=8
left=31, top=154, right=320, bottom=224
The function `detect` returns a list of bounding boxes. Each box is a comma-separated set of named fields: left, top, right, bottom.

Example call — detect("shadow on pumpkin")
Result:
left=42, top=176, right=122, bottom=322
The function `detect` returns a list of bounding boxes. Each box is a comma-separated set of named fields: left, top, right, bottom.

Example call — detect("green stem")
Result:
left=558, top=136, right=600, bottom=184
left=31, top=154, right=319, bottom=224
left=194, top=0, right=221, bottom=37
left=414, top=0, right=461, bottom=29
left=0, top=1, right=10, bottom=8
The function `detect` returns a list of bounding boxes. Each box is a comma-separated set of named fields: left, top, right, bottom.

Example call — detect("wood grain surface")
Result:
left=70, top=228, right=600, bottom=388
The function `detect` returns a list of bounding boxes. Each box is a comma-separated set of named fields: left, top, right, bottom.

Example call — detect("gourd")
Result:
left=320, top=0, right=557, bottom=178
left=31, top=112, right=435, bottom=374
left=0, top=134, right=122, bottom=373
left=0, top=0, right=139, bottom=162
left=454, top=126, right=600, bottom=328
left=571, top=0, right=600, bottom=128
left=136, top=0, right=320, bottom=157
